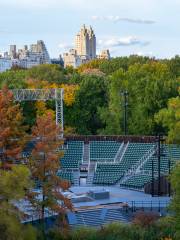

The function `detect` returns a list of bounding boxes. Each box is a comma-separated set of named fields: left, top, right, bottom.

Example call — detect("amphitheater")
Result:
left=23, top=135, right=180, bottom=228
left=58, top=136, right=180, bottom=189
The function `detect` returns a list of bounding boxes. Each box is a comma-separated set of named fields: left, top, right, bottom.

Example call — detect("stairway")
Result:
left=83, top=143, right=90, bottom=164
left=86, top=162, right=96, bottom=186
left=119, top=146, right=156, bottom=186
left=118, top=142, right=129, bottom=162
left=73, top=171, right=80, bottom=186
left=114, top=142, right=124, bottom=162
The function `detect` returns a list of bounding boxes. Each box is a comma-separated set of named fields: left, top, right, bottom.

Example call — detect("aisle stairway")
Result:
left=87, top=162, right=96, bottom=186
left=83, top=143, right=90, bottom=164
left=73, top=171, right=80, bottom=186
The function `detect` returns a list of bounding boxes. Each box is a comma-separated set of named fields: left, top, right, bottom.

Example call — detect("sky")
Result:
left=0, top=0, right=180, bottom=59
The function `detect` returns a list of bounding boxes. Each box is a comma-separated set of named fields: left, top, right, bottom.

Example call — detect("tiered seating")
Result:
left=68, top=208, right=129, bottom=228
left=121, top=174, right=152, bottom=189
left=93, top=143, right=155, bottom=185
left=60, top=141, right=83, bottom=169
left=168, top=145, right=180, bottom=164
left=57, top=172, right=74, bottom=184
left=141, top=145, right=180, bottom=174
left=90, top=141, right=121, bottom=161
left=93, top=163, right=124, bottom=184
left=120, top=143, right=154, bottom=171
left=103, top=208, right=129, bottom=224
left=121, top=145, right=180, bottom=189
left=74, top=209, right=102, bottom=227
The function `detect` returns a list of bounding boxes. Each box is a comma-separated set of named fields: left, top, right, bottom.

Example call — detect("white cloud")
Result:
left=98, top=36, right=150, bottom=48
left=58, top=43, right=73, bottom=51
left=92, top=15, right=155, bottom=24
left=136, top=51, right=154, bottom=57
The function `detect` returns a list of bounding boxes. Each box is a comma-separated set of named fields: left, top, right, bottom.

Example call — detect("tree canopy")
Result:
left=0, top=56, right=179, bottom=138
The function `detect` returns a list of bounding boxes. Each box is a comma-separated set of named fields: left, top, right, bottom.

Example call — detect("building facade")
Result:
left=63, top=25, right=111, bottom=68
left=29, top=40, right=51, bottom=64
left=9, top=45, right=17, bottom=59
left=63, top=49, right=82, bottom=68
left=51, top=55, right=64, bottom=67
left=97, top=50, right=111, bottom=60
left=75, top=25, right=96, bottom=60
left=0, top=58, right=12, bottom=72
left=0, top=40, right=51, bottom=71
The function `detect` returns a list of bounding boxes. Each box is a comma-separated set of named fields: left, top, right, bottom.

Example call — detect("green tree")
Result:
left=0, top=163, right=36, bottom=240
left=155, top=87, right=180, bottom=143
left=98, top=68, right=126, bottom=135
left=99, top=55, right=152, bottom=75
left=100, top=62, right=178, bottom=135
left=170, top=163, right=180, bottom=239
left=165, top=55, right=180, bottom=78
left=26, top=64, right=66, bottom=84
left=0, top=69, right=27, bottom=89
left=127, top=62, right=178, bottom=135
left=69, top=75, right=108, bottom=134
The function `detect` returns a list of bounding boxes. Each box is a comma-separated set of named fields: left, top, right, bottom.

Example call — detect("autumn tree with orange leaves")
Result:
left=29, top=113, right=73, bottom=225
left=0, top=86, right=27, bottom=169
left=0, top=87, right=37, bottom=239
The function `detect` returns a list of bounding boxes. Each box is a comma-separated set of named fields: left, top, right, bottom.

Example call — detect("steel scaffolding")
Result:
left=11, top=88, right=64, bottom=135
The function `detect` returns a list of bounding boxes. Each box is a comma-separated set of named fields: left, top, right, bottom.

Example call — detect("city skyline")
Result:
left=0, top=0, right=180, bottom=59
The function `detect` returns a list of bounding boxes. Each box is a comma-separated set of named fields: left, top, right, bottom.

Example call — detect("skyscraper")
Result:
left=9, top=45, right=16, bottom=59
left=88, top=26, right=96, bottom=59
left=29, top=40, right=50, bottom=64
left=75, top=25, right=96, bottom=60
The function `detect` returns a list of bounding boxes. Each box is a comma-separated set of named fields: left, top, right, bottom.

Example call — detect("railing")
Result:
left=90, top=158, right=115, bottom=162
left=96, top=161, right=121, bottom=165
left=119, top=141, right=129, bottom=162
left=120, top=146, right=156, bottom=185
left=126, top=200, right=170, bottom=213
left=23, top=200, right=170, bottom=225
left=136, top=146, right=156, bottom=173
left=82, top=142, right=85, bottom=163
left=114, top=142, right=124, bottom=162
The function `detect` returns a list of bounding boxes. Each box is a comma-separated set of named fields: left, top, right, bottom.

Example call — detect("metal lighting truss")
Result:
left=12, top=88, right=64, bottom=136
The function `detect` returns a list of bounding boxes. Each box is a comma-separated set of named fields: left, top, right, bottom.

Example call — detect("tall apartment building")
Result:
left=29, top=40, right=51, bottom=64
left=75, top=25, right=96, bottom=60
left=8, top=40, right=51, bottom=69
left=9, top=45, right=17, bottom=59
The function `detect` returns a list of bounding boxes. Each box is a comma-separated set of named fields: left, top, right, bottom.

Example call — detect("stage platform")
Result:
left=70, top=186, right=170, bottom=209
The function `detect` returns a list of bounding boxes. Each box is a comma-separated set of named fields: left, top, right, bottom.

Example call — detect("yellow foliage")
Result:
left=60, top=84, right=79, bottom=106
left=49, top=83, right=59, bottom=89
left=27, top=79, right=79, bottom=107
left=35, top=101, right=55, bottom=119
left=35, top=101, right=47, bottom=116
left=27, top=79, right=49, bottom=89
left=64, top=126, right=76, bottom=136
left=77, top=59, right=104, bottom=73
